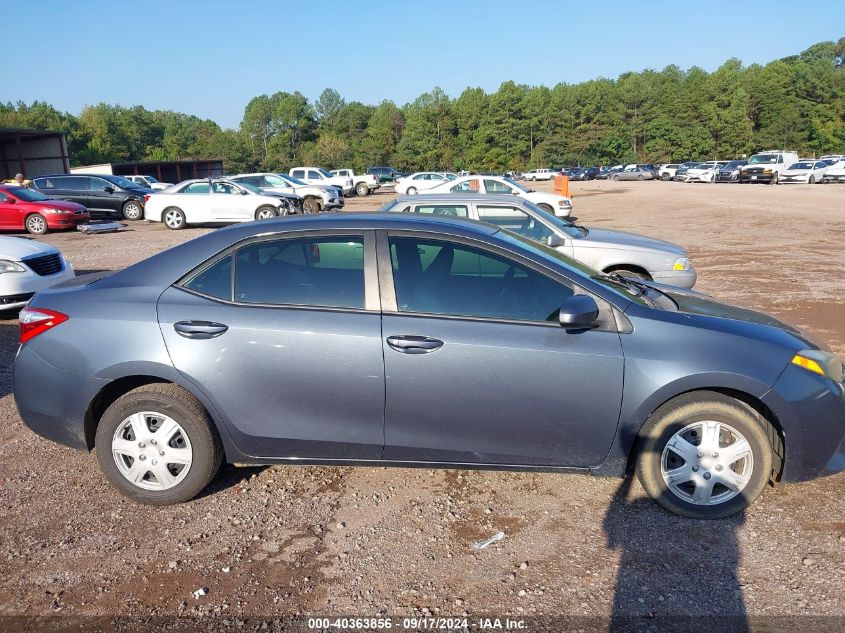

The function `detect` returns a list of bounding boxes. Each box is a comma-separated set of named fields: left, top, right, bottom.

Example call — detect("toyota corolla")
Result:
left=12, top=214, right=845, bottom=518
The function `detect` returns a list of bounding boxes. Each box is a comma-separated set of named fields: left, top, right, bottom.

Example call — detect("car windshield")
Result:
left=724, top=161, right=745, bottom=168
left=505, top=178, right=530, bottom=192
left=236, top=181, right=263, bottom=194
left=318, top=168, right=333, bottom=178
left=143, top=175, right=159, bottom=183
left=788, top=162, right=814, bottom=170
left=522, top=200, right=586, bottom=238
left=749, top=154, right=777, bottom=164
left=276, top=173, right=306, bottom=186
left=5, top=187, right=51, bottom=202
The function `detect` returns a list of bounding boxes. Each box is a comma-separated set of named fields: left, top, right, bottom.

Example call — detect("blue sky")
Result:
left=8, top=0, right=844, bottom=129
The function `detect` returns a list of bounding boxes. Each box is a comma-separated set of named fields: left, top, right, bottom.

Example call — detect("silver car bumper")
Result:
left=651, top=268, right=697, bottom=289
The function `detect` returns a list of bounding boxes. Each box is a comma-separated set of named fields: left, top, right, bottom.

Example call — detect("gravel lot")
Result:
left=1, top=180, right=843, bottom=630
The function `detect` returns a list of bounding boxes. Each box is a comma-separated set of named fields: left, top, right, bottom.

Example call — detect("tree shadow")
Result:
left=604, top=474, right=748, bottom=633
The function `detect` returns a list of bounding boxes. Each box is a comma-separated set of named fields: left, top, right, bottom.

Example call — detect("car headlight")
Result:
left=0, top=260, right=26, bottom=273
left=792, top=350, right=844, bottom=382
left=763, top=168, right=773, bottom=174
left=43, top=208, right=71, bottom=214
left=558, top=199, right=571, bottom=207
left=673, top=257, right=689, bottom=271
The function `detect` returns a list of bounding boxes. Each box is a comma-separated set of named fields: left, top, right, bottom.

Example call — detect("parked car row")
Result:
left=660, top=151, right=845, bottom=184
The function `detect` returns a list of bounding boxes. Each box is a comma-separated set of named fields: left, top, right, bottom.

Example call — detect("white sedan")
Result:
left=0, top=236, right=74, bottom=310
left=821, top=159, right=845, bottom=183
left=779, top=160, right=829, bottom=184
left=143, top=179, right=289, bottom=230
left=684, top=161, right=727, bottom=183
left=427, top=175, right=573, bottom=217
left=394, top=172, right=454, bottom=195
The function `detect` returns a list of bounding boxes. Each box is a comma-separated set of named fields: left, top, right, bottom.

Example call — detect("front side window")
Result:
left=477, top=206, right=554, bottom=244
left=389, top=237, right=572, bottom=322
left=483, top=179, right=513, bottom=193
left=307, top=170, right=322, bottom=179
left=212, top=181, right=239, bottom=194
left=234, top=236, right=365, bottom=308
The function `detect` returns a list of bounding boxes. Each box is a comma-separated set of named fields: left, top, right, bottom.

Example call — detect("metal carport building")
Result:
left=0, top=127, right=70, bottom=179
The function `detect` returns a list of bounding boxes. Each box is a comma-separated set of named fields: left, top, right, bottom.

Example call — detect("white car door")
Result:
left=306, top=169, right=325, bottom=187
left=178, top=181, right=212, bottom=223
left=210, top=181, right=251, bottom=221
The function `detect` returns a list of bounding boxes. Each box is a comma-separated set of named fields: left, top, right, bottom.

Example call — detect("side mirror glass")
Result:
left=558, top=294, right=599, bottom=329
left=547, top=233, right=566, bottom=248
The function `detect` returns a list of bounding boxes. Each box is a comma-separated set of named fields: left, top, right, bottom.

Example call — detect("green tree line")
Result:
left=3, top=38, right=843, bottom=173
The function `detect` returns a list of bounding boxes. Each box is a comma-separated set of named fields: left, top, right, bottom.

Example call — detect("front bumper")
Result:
left=716, top=172, right=739, bottom=182
left=762, top=363, right=845, bottom=482
left=779, top=176, right=811, bottom=184
left=0, top=263, right=75, bottom=310
left=685, top=173, right=714, bottom=183
left=651, top=267, right=697, bottom=289
left=46, top=212, right=90, bottom=229
left=822, top=174, right=845, bottom=183
left=739, top=172, right=774, bottom=183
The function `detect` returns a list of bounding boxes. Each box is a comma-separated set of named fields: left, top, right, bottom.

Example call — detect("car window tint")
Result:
left=184, top=255, right=232, bottom=300
left=389, top=237, right=572, bottom=322
left=411, top=205, right=468, bottom=218
left=307, top=170, right=321, bottom=179
left=212, top=182, right=238, bottom=194
left=234, top=236, right=365, bottom=308
left=451, top=179, right=480, bottom=192
left=292, top=170, right=305, bottom=178
left=477, top=206, right=554, bottom=244
left=89, top=178, right=110, bottom=192
left=0, top=191, right=10, bottom=202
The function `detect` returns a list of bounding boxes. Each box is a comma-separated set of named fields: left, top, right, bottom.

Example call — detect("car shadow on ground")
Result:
left=194, top=463, right=270, bottom=500
left=605, top=474, right=748, bottom=632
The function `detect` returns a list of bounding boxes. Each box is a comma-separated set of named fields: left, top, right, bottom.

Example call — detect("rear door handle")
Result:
left=386, top=335, right=444, bottom=354
left=174, top=320, right=228, bottom=339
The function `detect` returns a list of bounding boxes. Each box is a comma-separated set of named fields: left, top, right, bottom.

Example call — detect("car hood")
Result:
left=576, top=228, right=685, bottom=256
left=23, top=199, right=85, bottom=212
left=0, top=235, right=59, bottom=260
left=661, top=285, right=826, bottom=350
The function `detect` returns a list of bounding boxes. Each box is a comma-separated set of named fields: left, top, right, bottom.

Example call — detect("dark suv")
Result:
left=368, top=166, right=407, bottom=183
left=32, top=174, right=153, bottom=220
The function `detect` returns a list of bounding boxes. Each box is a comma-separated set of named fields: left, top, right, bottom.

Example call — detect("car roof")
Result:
left=392, top=193, right=528, bottom=203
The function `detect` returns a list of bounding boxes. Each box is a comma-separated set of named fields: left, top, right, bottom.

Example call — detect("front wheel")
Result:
left=25, top=213, right=48, bottom=235
left=356, top=183, right=369, bottom=196
left=302, top=197, right=322, bottom=214
left=255, top=205, right=278, bottom=220
left=95, top=384, right=223, bottom=505
left=661, top=173, right=670, bottom=181
left=770, top=172, right=779, bottom=185
left=406, top=186, right=417, bottom=195
left=809, top=175, right=815, bottom=184
left=163, top=207, right=186, bottom=230
left=122, top=200, right=143, bottom=221
left=635, top=392, right=772, bottom=519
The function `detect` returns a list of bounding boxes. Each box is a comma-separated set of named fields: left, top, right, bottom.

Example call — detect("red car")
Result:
left=0, top=185, right=89, bottom=234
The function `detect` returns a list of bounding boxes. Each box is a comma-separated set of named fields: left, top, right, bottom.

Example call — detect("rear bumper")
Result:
left=762, top=363, right=845, bottom=482
left=13, top=345, right=103, bottom=451
left=651, top=268, right=697, bottom=289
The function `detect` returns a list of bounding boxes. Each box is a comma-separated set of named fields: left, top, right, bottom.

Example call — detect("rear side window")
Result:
left=184, top=255, right=233, bottom=300
left=292, top=170, right=305, bottom=178
left=233, top=236, right=365, bottom=308
left=411, top=205, right=468, bottom=218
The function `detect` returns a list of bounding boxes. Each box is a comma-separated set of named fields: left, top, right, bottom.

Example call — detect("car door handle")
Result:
left=386, top=335, right=444, bottom=354
left=174, top=320, right=228, bottom=339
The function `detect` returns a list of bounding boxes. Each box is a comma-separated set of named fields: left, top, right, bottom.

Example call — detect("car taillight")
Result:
left=19, top=307, right=68, bottom=344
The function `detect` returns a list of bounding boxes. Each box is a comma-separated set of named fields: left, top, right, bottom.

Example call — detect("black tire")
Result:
left=770, top=172, right=779, bottom=185
left=407, top=186, right=418, bottom=195
left=809, top=175, right=815, bottom=184
left=661, top=173, right=670, bottom=181
left=122, top=200, right=143, bottom=221
left=24, top=213, right=48, bottom=235
left=637, top=174, right=644, bottom=181
left=635, top=391, right=772, bottom=519
left=611, top=175, right=619, bottom=181
left=303, top=197, right=322, bottom=214
left=609, top=267, right=651, bottom=281
left=255, top=205, right=278, bottom=220
left=356, top=182, right=369, bottom=196
left=163, top=207, right=186, bottom=230
left=95, top=384, right=223, bottom=505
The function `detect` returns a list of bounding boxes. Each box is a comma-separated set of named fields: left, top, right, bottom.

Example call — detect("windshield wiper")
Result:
left=602, top=272, right=659, bottom=307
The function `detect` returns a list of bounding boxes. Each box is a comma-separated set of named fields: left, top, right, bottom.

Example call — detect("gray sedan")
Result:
left=13, top=214, right=845, bottom=518
left=380, top=194, right=695, bottom=288
left=610, top=167, right=655, bottom=181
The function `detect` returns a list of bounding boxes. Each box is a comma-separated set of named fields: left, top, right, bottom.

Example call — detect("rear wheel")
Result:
left=24, top=213, right=48, bottom=235
left=407, top=186, right=418, bottom=195
left=255, top=205, right=278, bottom=220
left=163, top=207, right=186, bottom=230
left=635, top=391, right=772, bottom=519
left=122, top=200, right=143, bottom=221
left=95, top=384, right=223, bottom=505
left=356, top=182, right=369, bottom=196
left=303, top=197, right=322, bottom=214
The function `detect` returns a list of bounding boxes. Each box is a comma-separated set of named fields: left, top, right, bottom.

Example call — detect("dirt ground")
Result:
left=1, top=180, right=843, bottom=631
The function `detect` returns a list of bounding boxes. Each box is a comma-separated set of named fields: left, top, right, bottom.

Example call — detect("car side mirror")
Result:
left=240, top=189, right=248, bottom=195
left=547, top=233, right=566, bottom=247
left=3, top=198, right=15, bottom=203
left=104, top=186, right=115, bottom=194
left=558, top=294, right=599, bottom=329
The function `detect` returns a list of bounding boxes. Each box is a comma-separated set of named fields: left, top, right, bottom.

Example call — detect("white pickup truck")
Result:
left=289, top=167, right=353, bottom=195
left=329, top=169, right=380, bottom=196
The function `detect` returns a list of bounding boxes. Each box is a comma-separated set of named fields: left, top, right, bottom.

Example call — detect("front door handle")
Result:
left=386, top=335, right=444, bottom=354
left=174, top=320, right=228, bottom=339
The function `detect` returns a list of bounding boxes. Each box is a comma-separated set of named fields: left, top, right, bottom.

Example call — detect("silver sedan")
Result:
left=610, top=167, right=655, bottom=181
left=379, top=194, right=696, bottom=288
